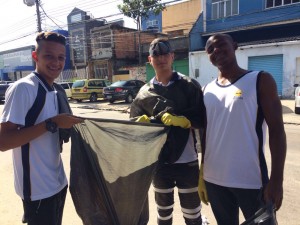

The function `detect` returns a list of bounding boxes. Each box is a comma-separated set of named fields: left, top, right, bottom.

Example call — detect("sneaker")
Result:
left=202, top=215, right=209, bottom=225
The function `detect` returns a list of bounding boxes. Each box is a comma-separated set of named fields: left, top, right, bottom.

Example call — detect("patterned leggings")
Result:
left=153, top=160, right=202, bottom=225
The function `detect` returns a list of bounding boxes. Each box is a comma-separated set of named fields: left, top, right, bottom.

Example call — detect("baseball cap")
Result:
left=149, top=39, right=173, bottom=56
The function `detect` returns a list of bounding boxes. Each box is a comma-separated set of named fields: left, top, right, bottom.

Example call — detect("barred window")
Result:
left=266, top=0, right=300, bottom=8
left=92, top=30, right=111, bottom=49
left=94, top=63, right=108, bottom=79
left=212, top=0, right=238, bottom=20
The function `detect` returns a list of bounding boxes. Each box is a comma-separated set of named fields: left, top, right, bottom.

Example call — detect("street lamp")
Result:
left=23, top=0, right=35, bottom=6
left=23, top=0, right=42, bottom=32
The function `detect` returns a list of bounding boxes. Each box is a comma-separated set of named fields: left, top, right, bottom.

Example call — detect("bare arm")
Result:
left=0, top=113, right=83, bottom=152
left=259, top=72, right=287, bottom=210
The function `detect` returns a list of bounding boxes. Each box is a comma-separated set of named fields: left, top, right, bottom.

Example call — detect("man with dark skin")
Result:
left=0, top=32, right=83, bottom=225
left=198, top=33, right=286, bottom=225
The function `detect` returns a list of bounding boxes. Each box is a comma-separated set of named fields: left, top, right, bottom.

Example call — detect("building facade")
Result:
left=0, top=29, right=71, bottom=82
left=141, top=0, right=203, bottom=80
left=90, top=24, right=166, bottom=81
left=67, top=7, right=106, bottom=79
left=162, top=0, right=201, bottom=37
left=68, top=8, right=165, bottom=82
left=0, top=46, right=34, bottom=81
left=142, top=0, right=202, bottom=36
left=189, top=0, right=300, bottom=97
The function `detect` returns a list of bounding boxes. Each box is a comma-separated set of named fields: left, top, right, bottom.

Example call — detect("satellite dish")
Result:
left=23, top=0, right=35, bottom=6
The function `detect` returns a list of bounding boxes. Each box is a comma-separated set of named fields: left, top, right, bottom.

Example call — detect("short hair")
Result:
left=205, top=33, right=237, bottom=51
left=35, top=31, right=66, bottom=52
left=149, top=38, right=173, bottom=56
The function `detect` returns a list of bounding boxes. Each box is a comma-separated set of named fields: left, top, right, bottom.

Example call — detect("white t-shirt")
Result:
left=0, top=73, right=67, bottom=201
left=203, top=71, right=267, bottom=189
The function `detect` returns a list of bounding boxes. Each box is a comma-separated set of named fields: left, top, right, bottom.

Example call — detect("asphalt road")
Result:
left=0, top=100, right=299, bottom=225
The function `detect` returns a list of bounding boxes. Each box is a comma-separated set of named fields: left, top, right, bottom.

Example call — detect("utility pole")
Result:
left=35, top=0, right=42, bottom=32
left=23, top=0, right=42, bottom=32
left=137, top=15, right=142, bottom=65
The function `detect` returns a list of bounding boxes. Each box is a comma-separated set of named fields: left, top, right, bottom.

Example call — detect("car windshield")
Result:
left=110, top=81, right=127, bottom=87
left=59, top=83, right=68, bottom=89
left=104, top=80, right=111, bottom=86
left=72, top=80, right=85, bottom=88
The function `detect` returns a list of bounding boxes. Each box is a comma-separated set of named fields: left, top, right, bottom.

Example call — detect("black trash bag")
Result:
left=241, top=202, right=278, bottom=225
left=69, top=118, right=169, bottom=225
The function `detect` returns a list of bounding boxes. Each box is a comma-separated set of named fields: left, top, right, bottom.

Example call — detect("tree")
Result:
left=118, top=0, right=165, bottom=65
left=118, top=0, right=165, bottom=31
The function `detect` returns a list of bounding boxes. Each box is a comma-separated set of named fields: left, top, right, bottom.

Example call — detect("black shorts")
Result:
left=22, top=185, right=68, bottom=225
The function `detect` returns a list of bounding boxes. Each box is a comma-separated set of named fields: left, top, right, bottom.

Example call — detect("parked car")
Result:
left=103, top=79, right=145, bottom=103
left=0, top=82, right=13, bottom=102
left=294, top=84, right=300, bottom=114
left=0, top=81, right=14, bottom=85
left=71, top=79, right=111, bottom=102
left=58, top=82, right=73, bottom=98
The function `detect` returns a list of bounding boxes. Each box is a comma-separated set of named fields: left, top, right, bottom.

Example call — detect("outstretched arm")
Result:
left=0, top=114, right=83, bottom=152
left=259, top=72, right=286, bottom=210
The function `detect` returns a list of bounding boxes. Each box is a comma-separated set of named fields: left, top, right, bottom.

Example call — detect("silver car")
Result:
left=295, top=84, right=300, bottom=114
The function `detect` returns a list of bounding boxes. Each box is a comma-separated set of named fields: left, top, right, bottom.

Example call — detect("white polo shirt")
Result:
left=0, top=73, right=67, bottom=201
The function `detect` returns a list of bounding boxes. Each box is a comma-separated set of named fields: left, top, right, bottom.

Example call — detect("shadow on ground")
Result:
left=282, top=105, right=294, bottom=114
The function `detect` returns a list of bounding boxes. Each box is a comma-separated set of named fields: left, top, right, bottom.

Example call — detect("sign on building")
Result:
left=0, top=48, right=33, bottom=70
left=70, top=28, right=86, bottom=66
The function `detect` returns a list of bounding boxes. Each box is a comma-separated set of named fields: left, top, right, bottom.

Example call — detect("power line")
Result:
left=1, top=0, right=179, bottom=37
left=3, top=0, right=296, bottom=49
left=0, top=32, right=36, bottom=46
left=40, top=3, right=63, bottom=30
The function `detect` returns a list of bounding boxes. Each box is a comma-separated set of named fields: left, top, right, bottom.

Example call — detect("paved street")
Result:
left=0, top=99, right=299, bottom=225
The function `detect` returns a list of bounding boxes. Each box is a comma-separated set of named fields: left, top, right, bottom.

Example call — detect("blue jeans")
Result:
left=22, top=185, right=67, bottom=225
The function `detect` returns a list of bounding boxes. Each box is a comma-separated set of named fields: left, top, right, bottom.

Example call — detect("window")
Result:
left=71, top=13, right=82, bottom=23
left=195, top=69, right=200, bottom=78
left=92, top=30, right=111, bottom=49
left=136, top=80, right=145, bottom=87
left=212, top=0, right=238, bottom=19
left=94, top=63, right=108, bottom=79
left=94, top=80, right=105, bottom=87
left=146, top=20, right=159, bottom=28
left=266, top=0, right=300, bottom=8
left=125, top=81, right=136, bottom=86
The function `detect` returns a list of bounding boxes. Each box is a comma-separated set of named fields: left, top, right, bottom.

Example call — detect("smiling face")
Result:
left=205, top=34, right=238, bottom=70
left=32, top=40, right=66, bottom=85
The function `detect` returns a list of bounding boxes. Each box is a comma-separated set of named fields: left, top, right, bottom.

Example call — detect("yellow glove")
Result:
left=161, top=112, right=191, bottom=128
left=198, top=164, right=209, bottom=205
left=136, top=115, right=150, bottom=123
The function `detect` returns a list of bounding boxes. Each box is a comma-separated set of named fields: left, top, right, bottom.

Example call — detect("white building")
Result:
left=189, top=40, right=300, bottom=98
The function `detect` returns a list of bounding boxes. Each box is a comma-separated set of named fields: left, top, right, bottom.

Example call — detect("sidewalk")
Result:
left=281, top=99, right=300, bottom=125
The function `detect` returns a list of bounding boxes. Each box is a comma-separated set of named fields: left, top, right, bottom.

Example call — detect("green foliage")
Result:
left=118, top=0, right=165, bottom=30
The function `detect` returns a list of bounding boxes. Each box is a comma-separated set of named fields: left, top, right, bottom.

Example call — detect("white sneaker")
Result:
left=201, top=215, right=209, bottom=225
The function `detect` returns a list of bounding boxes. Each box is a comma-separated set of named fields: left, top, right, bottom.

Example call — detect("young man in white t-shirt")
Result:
left=0, top=32, right=83, bottom=225
left=198, top=33, right=286, bottom=225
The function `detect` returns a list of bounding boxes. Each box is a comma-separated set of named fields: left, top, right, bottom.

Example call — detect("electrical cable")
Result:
left=39, top=4, right=64, bottom=29
left=1, top=0, right=299, bottom=48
